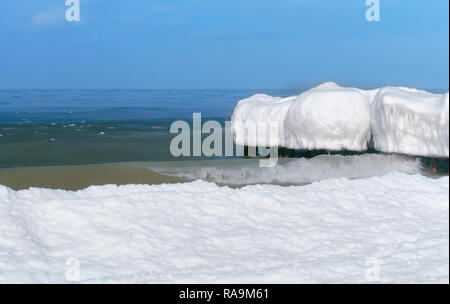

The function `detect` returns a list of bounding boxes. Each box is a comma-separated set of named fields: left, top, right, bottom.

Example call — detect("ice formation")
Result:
left=231, top=82, right=449, bottom=157
left=232, top=94, right=295, bottom=147
left=150, top=154, right=421, bottom=186
left=283, top=82, right=372, bottom=151
left=0, top=173, right=448, bottom=283
left=371, top=87, right=449, bottom=157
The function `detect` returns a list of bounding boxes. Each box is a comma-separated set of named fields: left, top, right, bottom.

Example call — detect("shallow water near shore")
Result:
left=0, top=163, right=188, bottom=191
left=0, top=154, right=440, bottom=191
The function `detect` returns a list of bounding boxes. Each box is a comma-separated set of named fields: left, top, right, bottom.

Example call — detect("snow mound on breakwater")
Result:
left=371, top=87, right=449, bottom=157
left=231, top=82, right=449, bottom=157
left=232, top=94, right=295, bottom=147
left=283, top=82, right=372, bottom=151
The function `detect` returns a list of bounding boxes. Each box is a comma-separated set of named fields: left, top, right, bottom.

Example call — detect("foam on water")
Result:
left=149, top=154, right=421, bottom=186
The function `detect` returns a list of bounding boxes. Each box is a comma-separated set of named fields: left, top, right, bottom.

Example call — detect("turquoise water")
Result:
left=0, top=89, right=297, bottom=168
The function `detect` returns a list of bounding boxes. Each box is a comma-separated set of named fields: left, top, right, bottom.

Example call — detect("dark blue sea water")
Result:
left=0, top=89, right=300, bottom=124
left=0, top=89, right=297, bottom=168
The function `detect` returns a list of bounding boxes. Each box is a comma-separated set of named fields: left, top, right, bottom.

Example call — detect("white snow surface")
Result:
left=372, top=87, right=449, bottom=157
left=284, top=82, right=372, bottom=151
left=232, top=94, right=295, bottom=147
left=231, top=82, right=449, bottom=157
left=0, top=173, right=448, bottom=283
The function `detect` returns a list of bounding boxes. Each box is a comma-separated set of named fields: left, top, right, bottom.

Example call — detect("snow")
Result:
left=232, top=94, right=294, bottom=147
left=371, top=87, right=449, bottom=157
left=284, top=82, right=372, bottom=151
left=231, top=82, right=449, bottom=157
left=151, top=154, right=421, bottom=186
left=0, top=172, right=448, bottom=283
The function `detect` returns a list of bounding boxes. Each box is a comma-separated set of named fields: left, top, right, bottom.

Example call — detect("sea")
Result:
left=0, top=89, right=292, bottom=167
left=0, top=89, right=442, bottom=190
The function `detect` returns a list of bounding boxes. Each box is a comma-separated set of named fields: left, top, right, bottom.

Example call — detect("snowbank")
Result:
left=0, top=173, right=448, bottom=283
left=231, top=83, right=449, bottom=157
left=372, top=87, right=449, bottom=157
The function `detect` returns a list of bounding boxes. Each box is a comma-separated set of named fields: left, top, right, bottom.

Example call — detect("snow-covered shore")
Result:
left=0, top=172, right=448, bottom=283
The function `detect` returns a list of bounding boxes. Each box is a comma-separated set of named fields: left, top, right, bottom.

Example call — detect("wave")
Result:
left=149, top=154, right=422, bottom=186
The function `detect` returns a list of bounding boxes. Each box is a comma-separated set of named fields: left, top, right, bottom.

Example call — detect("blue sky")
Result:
left=0, top=0, right=448, bottom=89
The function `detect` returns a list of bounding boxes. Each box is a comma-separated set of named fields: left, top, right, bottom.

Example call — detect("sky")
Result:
left=0, top=0, right=448, bottom=90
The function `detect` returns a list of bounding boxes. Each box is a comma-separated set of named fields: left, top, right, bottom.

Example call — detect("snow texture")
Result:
left=0, top=173, right=448, bottom=283
left=232, top=94, right=294, bottom=147
left=371, top=87, right=449, bottom=157
left=231, top=82, right=449, bottom=157
left=284, top=82, right=372, bottom=151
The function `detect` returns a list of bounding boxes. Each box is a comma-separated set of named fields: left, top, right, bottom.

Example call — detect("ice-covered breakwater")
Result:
left=232, top=82, right=449, bottom=158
